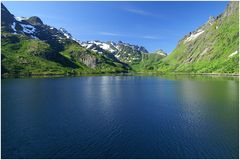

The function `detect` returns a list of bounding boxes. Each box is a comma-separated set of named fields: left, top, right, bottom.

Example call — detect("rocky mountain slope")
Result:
left=81, top=40, right=149, bottom=64
left=155, top=1, right=239, bottom=74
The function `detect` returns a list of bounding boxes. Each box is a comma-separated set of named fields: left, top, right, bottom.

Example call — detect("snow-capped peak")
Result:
left=81, top=41, right=118, bottom=53
left=58, top=27, right=80, bottom=44
left=59, top=28, right=72, bottom=39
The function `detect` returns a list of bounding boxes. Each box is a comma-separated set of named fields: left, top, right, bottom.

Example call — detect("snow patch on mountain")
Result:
left=11, top=22, right=16, bottom=32
left=59, top=28, right=72, bottom=39
left=15, top=16, right=28, bottom=22
left=80, top=40, right=149, bottom=64
left=229, top=50, right=238, bottom=58
left=184, top=29, right=205, bottom=43
left=81, top=41, right=118, bottom=53
left=81, top=40, right=148, bottom=55
left=63, top=33, right=70, bottom=39
left=156, top=52, right=167, bottom=56
left=20, top=24, right=36, bottom=34
left=100, top=43, right=116, bottom=53
left=58, top=28, right=81, bottom=44
left=87, top=44, right=94, bottom=49
left=31, top=35, right=39, bottom=39
left=101, top=43, right=111, bottom=50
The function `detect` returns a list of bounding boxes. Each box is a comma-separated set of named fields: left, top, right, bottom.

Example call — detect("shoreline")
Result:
left=134, top=72, right=239, bottom=77
left=1, top=71, right=239, bottom=79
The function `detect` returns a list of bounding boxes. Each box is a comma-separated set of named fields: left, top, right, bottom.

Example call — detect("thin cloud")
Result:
left=141, top=36, right=161, bottom=40
left=124, top=8, right=163, bottom=19
left=97, top=32, right=162, bottom=40
left=98, top=32, right=123, bottom=36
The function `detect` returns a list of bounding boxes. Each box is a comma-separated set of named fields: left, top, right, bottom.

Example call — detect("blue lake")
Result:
left=1, top=75, right=239, bottom=158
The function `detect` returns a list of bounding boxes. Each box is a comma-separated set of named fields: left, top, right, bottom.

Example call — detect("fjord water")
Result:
left=2, top=75, right=239, bottom=158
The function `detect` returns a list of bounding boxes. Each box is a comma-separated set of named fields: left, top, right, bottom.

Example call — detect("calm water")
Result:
left=1, top=75, right=239, bottom=158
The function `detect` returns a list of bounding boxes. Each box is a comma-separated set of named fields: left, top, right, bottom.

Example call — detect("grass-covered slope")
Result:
left=156, top=1, right=239, bottom=74
left=1, top=33, right=128, bottom=76
left=131, top=51, right=167, bottom=72
left=1, top=33, right=84, bottom=76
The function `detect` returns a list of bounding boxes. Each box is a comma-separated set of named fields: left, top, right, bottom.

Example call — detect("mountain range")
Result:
left=1, top=1, right=239, bottom=76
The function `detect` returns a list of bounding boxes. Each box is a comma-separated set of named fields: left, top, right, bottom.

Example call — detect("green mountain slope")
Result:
left=155, top=1, right=239, bottom=74
left=131, top=50, right=167, bottom=72
left=1, top=33, right=70, bottom=75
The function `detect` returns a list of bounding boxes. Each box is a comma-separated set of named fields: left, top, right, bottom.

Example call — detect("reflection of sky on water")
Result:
left=82, top=76, right=124, bottom=120
left=2, top=76, right=239, bottom=158
left=179, top=80, right=207, bottom=121
left=99, top=76, right=113, bottom=109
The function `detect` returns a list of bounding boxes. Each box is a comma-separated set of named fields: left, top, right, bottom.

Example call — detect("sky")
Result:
left=3, top=1, right=228, bottom=53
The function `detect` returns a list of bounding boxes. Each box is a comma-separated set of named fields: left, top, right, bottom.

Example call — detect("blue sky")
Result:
left=3, top=1, right=228, bottom=53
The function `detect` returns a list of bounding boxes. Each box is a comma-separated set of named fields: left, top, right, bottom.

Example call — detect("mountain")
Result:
left=80, top=40, right=148, bottom=64
left=156, top=1, right=239, bottom=74
left=131, top=50, right=167, bottom=72
left=1, top=1, right=238, bottom=76
left=1, top=3, right=130, bottom=76
left=152, top=49, right=167, bottom=57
